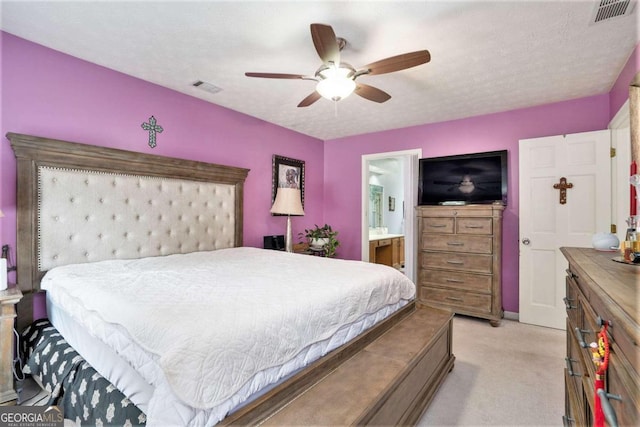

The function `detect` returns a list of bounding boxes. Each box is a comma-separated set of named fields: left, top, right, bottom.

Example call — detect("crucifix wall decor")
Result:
left=553, top=177, right=573, bottom=205
left=141, top=116, right=163, bottom=148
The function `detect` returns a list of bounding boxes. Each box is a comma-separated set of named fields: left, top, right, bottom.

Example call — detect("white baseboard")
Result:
left=504, top=311, right=519, bottom=321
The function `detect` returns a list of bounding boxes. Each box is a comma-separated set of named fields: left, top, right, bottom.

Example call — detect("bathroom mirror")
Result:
left=369, top=184, right=384, bottom=228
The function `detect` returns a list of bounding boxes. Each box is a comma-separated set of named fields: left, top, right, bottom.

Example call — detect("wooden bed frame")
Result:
left=8, top=132, right=454, bottom=425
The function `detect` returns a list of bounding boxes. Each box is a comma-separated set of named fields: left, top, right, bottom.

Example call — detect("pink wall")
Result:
left=323, top=96, right=612, bottom=313
left=610, top=44, right=640, bottom=117
left=0, top=32, right=325, bottom=287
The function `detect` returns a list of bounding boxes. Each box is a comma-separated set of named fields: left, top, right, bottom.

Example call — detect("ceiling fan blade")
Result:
left=360, top=50, right=431, bottom=76
left=354, top=83, right=391, bottom=103
left=297, top=91, right=321, bottom=107
left=310, top=23, right=340, bottom=66
left=245, top=72, right=310, bottom=79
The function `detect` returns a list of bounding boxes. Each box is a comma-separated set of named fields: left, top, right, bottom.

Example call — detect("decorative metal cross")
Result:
left=553, top=177, right=573, bottom=205
left=141, top=116, right=163, bottom=148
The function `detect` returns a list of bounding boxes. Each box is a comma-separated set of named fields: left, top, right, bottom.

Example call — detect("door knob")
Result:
left=522, top=238, right=531, bottom=245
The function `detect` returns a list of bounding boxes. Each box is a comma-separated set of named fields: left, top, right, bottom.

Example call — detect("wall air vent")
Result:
left=192, top=80, right=223, bottom=94
left=590, top=0, right=636, bottom=24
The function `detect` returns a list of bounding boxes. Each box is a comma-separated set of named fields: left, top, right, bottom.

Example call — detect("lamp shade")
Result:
left=270, top=188, right=304, bottom=216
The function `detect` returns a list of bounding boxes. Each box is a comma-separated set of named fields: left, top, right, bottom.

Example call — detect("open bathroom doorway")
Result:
left=361, top=149, right=421, bottom=284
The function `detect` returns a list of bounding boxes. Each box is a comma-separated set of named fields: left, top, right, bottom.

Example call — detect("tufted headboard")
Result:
left=8, top=133, right=249, bottom=298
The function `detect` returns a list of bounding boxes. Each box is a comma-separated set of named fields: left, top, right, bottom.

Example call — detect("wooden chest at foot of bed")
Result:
left=222, top=306, right=454, bottom=426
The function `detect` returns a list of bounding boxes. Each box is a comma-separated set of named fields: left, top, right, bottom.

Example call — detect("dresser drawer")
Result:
left=586, top=290, right=640, bottom=380
left=419, top=286, right=491, bottom=314
left=579, top=300, right=599, bottom=383
left=456, top=218, right=493, bottom=235
left=421, top=217, right=454, bottom=234
left=566, top=323, right=587, bottom=401
left=565, top=276, right=580, bottom=328
left=605, top=351, right=640, bottom=427
left=420, top=252, right=492, bottom=274
left=564, top=369, right=586, bottom=427
left=419, top=269, right=491, bottom=293
left=421, top=235, right=492, bottom=254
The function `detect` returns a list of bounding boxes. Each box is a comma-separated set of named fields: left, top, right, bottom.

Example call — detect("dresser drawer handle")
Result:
left=574, top=327, right=591, bottom=348
left=429, top=224, right=447, bottom=228
left=563, top=297, right=576, bottom=310
left=464, top=225, right=484, bottom=229
left=445, top=296, right=463, bottom=302
left=447, top=260, right=464, bottom=265
left=565, top=268, right=578, bottom=279
left=565, top=357, right=581, bottom=377
left=597, top=389, right=622, bottom=427
left=446, top=278, right=464, bottom=283
left=447, top=242, right=464, bottom=246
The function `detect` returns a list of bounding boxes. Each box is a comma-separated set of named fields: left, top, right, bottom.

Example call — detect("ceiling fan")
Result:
left=245, top=23, right=431, bottom=107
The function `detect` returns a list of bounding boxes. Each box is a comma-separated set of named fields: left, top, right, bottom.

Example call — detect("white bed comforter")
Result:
left=41, top=247, right=415, bottom=424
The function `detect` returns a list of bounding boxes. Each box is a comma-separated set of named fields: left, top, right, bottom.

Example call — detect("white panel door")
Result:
left=519, top=130, right=610, bottom=329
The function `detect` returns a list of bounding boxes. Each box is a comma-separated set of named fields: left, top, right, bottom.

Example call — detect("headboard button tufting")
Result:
left=36, top=166, right=238, bottom=271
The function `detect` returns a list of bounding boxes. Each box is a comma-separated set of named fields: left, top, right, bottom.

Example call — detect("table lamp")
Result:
left=270, top=188, right=305, bottom=252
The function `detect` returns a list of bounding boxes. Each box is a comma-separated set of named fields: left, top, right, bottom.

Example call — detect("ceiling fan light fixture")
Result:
left=245, top=24, right=430, bottom=108
left=316, top=66, right=356, bottom=101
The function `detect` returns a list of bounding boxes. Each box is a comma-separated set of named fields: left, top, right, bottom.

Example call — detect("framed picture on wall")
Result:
left=272, top=155, right=305, bottom=214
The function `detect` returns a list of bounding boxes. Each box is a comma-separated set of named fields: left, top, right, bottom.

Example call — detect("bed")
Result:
left=9, top=132, right=452, bottom=426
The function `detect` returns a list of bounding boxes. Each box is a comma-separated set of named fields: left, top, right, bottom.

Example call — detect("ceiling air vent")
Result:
left=192, top=80, right=223, bottom=94
left=590, top=0, right=636, bottom=24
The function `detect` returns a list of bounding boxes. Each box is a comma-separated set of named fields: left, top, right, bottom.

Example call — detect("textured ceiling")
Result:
left=1, top=1, right=638, bottom=140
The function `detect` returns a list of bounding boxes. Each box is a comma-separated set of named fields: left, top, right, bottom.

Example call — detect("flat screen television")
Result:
left=418, top=150, right=508, bottom=205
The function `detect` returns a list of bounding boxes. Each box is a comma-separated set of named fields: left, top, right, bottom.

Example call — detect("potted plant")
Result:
left=299, top=224, right=340, bottom=257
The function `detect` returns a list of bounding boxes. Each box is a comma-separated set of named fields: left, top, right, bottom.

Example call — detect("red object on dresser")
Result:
left=592, top=322, right=610, bottom=427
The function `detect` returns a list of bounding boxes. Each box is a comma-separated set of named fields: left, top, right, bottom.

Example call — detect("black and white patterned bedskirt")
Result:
left=21, top=319, right=147, bottom=426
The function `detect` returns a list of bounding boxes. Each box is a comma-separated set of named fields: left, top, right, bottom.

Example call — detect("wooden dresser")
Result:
left=416, top=204, right=504, bottom=326
left=561, top=248, right=639, bottom=427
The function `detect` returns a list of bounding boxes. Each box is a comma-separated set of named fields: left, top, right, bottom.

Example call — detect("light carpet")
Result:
left=418, top=315, right=565, bottom=426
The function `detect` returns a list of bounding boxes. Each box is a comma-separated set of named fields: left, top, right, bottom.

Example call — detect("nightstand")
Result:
left=0, top=287, right=23, bottom=405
